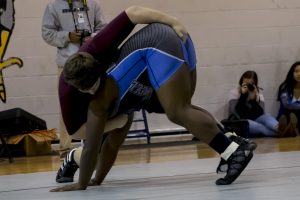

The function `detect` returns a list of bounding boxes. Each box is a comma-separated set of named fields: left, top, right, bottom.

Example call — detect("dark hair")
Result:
left=239, top=70, right=258, bottom=85
left=277, top=61, right=300, bottom=101
left=238, top=70, right=261, bottom=92
left=63, top=52, right=99, bottom=90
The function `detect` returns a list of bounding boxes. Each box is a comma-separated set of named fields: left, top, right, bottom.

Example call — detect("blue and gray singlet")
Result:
left=108, top=23, right=197, bottom=114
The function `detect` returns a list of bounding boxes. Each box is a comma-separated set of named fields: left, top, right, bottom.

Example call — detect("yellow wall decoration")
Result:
left=0, top=0, right=23, bottom=103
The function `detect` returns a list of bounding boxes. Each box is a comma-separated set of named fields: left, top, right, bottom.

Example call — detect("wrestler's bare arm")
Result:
left=78, top=79, right=120, bottom=189
left=78, top=108, right=107, bottom=189
left=125, top=6, right=187, bottom=41
left=89, top=113, right=134, bottom=186
left=50, top=102, right=109, bottom=192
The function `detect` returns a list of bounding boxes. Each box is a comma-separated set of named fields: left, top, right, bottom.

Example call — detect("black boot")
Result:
left=215, top=141, right=254, bottom=185
left=56, top=148, right=79, bottom=183
left=216, top=135, right=257, bottom=173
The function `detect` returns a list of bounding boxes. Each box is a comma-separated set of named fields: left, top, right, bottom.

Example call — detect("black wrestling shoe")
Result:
left=231, top=135, right=257, bottom=150
left=56, top=149, right=79, bottom=183
left=215, top=142, right=254, bottom=185
left=216, top=135, right=257, bottom=174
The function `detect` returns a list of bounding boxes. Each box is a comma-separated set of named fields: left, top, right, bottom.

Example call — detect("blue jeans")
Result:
left=248, top=113, right=278, bottom=137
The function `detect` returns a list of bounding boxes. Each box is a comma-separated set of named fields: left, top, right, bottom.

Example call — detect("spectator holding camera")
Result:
left=41, top=0, right=106, bottom=159
left=228, top=70, right=284, bottom=137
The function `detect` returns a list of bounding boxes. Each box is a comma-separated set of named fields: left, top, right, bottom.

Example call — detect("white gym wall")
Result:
left=1, top=0, right=300, bottom=134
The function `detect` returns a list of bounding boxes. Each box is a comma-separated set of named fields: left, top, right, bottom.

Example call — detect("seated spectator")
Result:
left=277, top=61, right=300, bottom=137
left=228, top=70, right=287, bottom=137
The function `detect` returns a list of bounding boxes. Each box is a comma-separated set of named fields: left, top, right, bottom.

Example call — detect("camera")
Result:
left=78, top=29, right=91, bottom=39
left=247, top=83, right=255, bottom=92
left=77, top=29, right=91, bottom=45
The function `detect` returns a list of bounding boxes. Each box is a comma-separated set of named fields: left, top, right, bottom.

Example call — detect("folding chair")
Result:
left=127, top=109, right=151, bottom=144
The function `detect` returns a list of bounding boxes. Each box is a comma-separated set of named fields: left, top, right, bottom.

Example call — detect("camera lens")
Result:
left=247, top=83, right=255, bottom=91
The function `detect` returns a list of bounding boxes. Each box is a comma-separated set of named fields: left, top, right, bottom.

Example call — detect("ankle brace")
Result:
left=220, top=142, right=239, bottom=161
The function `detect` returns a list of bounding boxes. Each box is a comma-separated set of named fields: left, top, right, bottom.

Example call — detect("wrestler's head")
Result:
left=64, top=52, right=100, bottom=94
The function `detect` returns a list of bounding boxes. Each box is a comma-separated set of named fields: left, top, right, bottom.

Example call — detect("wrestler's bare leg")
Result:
left=156, top=65, right=219, bottom=143
left=188, top=69, right=224, bottom=128
left=156, top=64, right=255, bottom=185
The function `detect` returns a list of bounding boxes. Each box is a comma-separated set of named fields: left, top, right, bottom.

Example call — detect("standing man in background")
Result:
left=41, top=0, right=106, bottom=159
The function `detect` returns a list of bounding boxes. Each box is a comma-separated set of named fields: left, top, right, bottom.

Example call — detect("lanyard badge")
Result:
left=77, top=12, right=85, bottom=24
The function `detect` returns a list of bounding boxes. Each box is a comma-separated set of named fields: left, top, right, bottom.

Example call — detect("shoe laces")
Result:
left=216, top=136, right=249, bottom=173
left=216, top=159, right=228, bottom=173
left=231, top=135, right=249, bottom=145
left=227, top=147, right=247, bottom=175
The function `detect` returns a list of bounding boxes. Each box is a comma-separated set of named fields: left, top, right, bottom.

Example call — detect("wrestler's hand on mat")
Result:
left=50, top=183, right=86, bottom=192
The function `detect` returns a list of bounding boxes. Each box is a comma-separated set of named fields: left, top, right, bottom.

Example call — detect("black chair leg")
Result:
left=0, top=134, right=13, bottom=163
left=141, top=109, right=151, bottom=144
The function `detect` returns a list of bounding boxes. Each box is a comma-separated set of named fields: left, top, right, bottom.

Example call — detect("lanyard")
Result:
left=67, top=0, right=91, bottom=32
